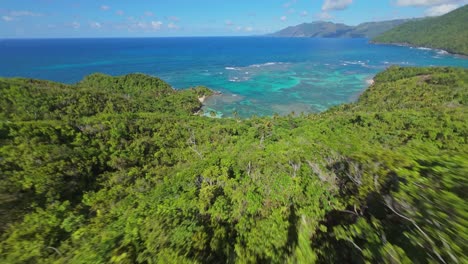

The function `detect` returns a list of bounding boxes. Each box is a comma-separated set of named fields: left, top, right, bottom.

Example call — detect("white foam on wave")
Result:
left=417, top=47, right=432, bottom=51
left=437, top=50, right=449, bottom=55
left=383, top=61, right=411, bottom=65
left=248, top=62, right=288, bottom=68
left=228, top=76, right=250, bottom=82
left=225, top=62, right=289, bottom=71
left=341, top=60, right=369, bottom=67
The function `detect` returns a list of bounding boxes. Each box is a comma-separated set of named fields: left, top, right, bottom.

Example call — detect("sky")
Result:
left=0, top=0, right=467, bottom=38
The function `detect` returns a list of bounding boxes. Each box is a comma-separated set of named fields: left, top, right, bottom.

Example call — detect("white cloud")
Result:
left=225, top=20, right=234, bottom=26
left=235, top=26, right=243, bottom=31
left=10, top=11, right=42, bottom=17
left=90, top=22, right=102, bottom=29
left=300, top=11, right=309, bottom=17
left=2, top=16, right=13, bottom=22
left=395, top=0, right=467, bottom=17
left=168, top=16, right=180, bottom=22
left=72, top=22, right=80, bottom=29
left=322, top=0, right=353, bottom=11
left=245, top=26, right=253, bottom=32
left=280, top=15, right=287, bottom=21
left=116, top=10, right=124, bottom=16
left=145, top=11, right=154, bottom=17
left=151, top=21, right=163, bottom=30
left=137, top=22, right=147, bottom=29
left=101, top=5, right=110, bottom=11
left=425, top=3, right=459, bottom=15
left=395, top=0, right=462, bottom=6
left=2, top=10, right=43, bottom=21
left=168, top=22, right=179, bottom=29
left=317, top=12, right=333, bottom=20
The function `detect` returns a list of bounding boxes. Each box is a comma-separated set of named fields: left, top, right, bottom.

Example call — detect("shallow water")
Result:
left=1, top=37, right=467, bottom=117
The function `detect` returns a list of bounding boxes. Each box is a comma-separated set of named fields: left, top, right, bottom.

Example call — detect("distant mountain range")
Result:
left=269, top=19, right=415, bottom=38
left=373, top=5, right=468, bottom=55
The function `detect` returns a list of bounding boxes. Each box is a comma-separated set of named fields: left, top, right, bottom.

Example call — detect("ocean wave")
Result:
left=341, top=60, right=371, bottom=68
left=248, top=62, right=288, bottom=68
left=342, top=60, right=367, bottom=65
left=382, top=61, right=411, bottom=65
left=225, top=62, right=289, bottom=71
left=417, top=47, right=432, bottom=51
left=228, top=76, right=250, bottom=82
left=437, top=50, right=449, bottom=55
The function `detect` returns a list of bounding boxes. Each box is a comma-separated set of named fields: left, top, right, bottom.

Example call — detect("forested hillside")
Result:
left=373, top=5, right=468, bottom=55
left=1, top=67, right=467, bottom=263
left=269, top=19, right=413, bottom=38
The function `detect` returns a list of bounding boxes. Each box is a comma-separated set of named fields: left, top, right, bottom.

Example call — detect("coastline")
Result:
left=198, top=95, right=207, bottom=104
left=366, top=78, right=375, bottom=86
left=197, top=90, right=222, bottom=116
left=370, top=41, right=468, bottom=59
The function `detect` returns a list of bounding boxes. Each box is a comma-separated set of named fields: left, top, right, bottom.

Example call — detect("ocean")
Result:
left=1, top=37, right=467, bottom=117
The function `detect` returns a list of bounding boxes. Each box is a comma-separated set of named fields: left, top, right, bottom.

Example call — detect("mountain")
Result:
left=373, top=5, right=468, bottom=55
left=269, top=19, right=414, bottom=38
left=270, top=21, right=353, bottom=38
left=1, top=66, right=467, bottom=263
left=344, top=19, right=417, bottom=38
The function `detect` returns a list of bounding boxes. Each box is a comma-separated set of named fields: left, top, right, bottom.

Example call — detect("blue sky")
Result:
left=1, top=0, right=467, bottom=38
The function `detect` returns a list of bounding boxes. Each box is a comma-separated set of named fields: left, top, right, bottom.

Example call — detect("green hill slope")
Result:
left=373, top=5, right=468, bottom=55
left=269, top=19, right=413, bottom=38
left=270, top=21, right=353, bottom=38
left=1, top=67, right=467, bottom=263
left=345, top=19, right=416, bottom=38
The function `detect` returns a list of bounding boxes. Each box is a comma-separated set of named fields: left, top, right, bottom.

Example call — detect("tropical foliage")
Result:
left=373, top=5, right=468, bottom=55
left=270, top=19, right=413, bottom=38
left=0, top=66, right=467, bottom=263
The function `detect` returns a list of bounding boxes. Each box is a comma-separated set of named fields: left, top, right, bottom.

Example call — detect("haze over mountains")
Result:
left=269, top=19, right=415, bottom=38
left=269, top=4, right=468, bottom=56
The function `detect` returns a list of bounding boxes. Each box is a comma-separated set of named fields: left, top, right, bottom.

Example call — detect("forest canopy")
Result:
left=373, top=5, right=468, bottom=55
left=0, top=66, right=467, bottom=263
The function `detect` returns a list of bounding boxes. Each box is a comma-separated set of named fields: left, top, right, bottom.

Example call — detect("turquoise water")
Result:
left=0, top=37, right=467, bottom=117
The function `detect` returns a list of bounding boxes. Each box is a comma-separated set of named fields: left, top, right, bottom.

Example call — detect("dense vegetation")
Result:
left=373, top=5, right=468, bottom=55
left=1, top=66, right=467, bottom=263
left=270, top=19, right=413, bottom=38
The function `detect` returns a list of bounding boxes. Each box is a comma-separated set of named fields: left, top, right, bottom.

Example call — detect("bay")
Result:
left=1, top=37, right=467, bottom=117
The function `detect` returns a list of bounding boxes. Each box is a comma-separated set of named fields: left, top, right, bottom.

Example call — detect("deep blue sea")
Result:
left=1, top=37, right=467, bottom=117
